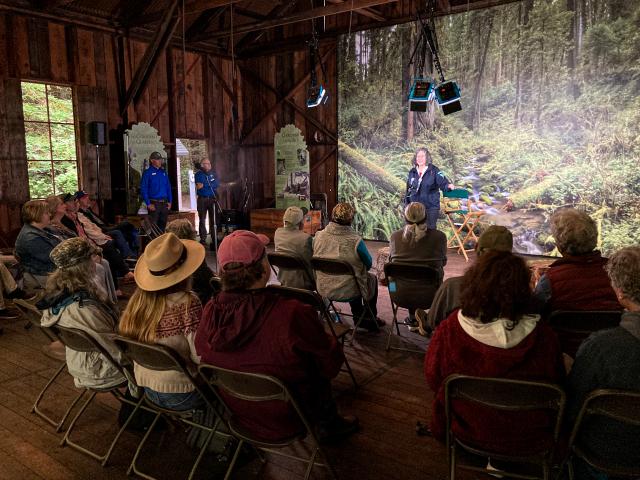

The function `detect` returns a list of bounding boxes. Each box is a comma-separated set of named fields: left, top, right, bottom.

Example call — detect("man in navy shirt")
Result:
left=194, top=159, right=219, bottom=248
left=140, top=151, right=172, bottom=232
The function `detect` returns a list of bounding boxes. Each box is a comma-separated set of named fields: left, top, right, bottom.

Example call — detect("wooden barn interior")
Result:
left=2, top=1, right=625, bottom=479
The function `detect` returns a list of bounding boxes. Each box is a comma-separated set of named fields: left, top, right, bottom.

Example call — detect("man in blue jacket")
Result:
left=194, top=159, right=219, bottom=248
left=140, top=151, right=172, bottom=232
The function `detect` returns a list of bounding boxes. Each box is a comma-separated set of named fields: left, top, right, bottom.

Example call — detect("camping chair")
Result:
left=442, top=189, right=484, bottom=262
left=198, top=364, right=338, bottom=480
left=383, top=262, right=441, bottom=353
left=310, top=257, right=378, bottom=344
left=52, top=325, right=150, bottom=466
left=565, top=389, right=640, bottom=479
left=266, top=284, right=357, bottom=389
left=548, top=310, right=622, bottom=357
left=445, top=375, right=565, bottom=480
left=267, top=252, right=315, bottom=290
left=113, top=336, right=232, bottom=480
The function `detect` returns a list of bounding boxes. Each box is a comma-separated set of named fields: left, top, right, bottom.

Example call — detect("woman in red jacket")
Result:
left=425, top=251, right=565, bottom=455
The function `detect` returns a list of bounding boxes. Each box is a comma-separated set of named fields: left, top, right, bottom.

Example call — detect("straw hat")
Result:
left=134, top=232, right=205, bottom=291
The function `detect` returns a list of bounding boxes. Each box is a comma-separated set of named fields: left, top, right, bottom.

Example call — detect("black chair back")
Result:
left=549, top=310, right=622, bottom=356
left=114, top=335, right=188, bottom=374
left=384, top=262, right=441, bottom=311
left=268, top=252, right=315, bottom=286
left=265, top=284, right=324, bottom=311
left=311, top=257, right=356, bottom=276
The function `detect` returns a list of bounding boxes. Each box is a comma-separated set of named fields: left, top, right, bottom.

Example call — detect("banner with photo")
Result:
left=274, top=124, right=310, bottom=209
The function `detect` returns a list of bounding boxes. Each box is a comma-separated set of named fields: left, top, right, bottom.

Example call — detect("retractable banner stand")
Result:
left=274, top=124, right=310, bottom=209
left=124, top=122, right=166, bottom=215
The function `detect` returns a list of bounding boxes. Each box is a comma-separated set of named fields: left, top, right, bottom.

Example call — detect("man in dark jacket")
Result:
left=195, top=230, right=358, bottom=443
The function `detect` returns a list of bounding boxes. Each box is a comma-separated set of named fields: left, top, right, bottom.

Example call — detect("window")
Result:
left=21, top=81, right=79, bottom=199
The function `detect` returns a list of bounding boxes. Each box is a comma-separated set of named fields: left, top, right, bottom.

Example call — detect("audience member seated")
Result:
left=119, top=233, right=206, bottom=411
left=389, top=201, right=447, bottom=331
left=37, top=238, right=126, bottom=389
left=416, top=225, right=513, bottom=336
left=274, top=206, right=314, bottom=290
left=45, top=194, right=118, bottom=302
left=566, top=246, right=640, bottom=480
left=313, top=203, right=383, bottom=332
left=195, top=230, right=358, bottom=443
left=15, top=200, right=62, bottom=291
left=0, top=262, right=25, bottom=322
left=165, top=219, right=215, bottom=305
left=534, top=208, right=621, bottom=314
left=75, top=190, right=138, bottom=257
left=424, top=250, right=565, bottom=454
left=61, top=193, right=133, bottom=288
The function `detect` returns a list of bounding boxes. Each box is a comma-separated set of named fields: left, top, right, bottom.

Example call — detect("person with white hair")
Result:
left=389, top=202, right=447, bottom=330
left=274, top=206, right=314, bottom=290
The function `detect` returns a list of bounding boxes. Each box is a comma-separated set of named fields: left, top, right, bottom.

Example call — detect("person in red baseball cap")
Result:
left=196, top=230, right=359, bottom=443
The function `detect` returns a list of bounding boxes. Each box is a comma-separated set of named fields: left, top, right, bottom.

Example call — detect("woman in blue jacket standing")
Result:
left=405, top=147, right=454, bottom=230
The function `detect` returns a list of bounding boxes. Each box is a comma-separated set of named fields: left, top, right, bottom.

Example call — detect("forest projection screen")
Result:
left=337, top=0, right=640, bottom=255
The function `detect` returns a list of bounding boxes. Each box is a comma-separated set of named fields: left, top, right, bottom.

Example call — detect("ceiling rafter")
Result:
left=326, top=0, right=386, bottom=22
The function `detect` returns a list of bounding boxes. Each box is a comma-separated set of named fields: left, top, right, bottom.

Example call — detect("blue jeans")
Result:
left=109, top=229, right=135, bottom=258
left=426, top=208, right=440, bottom=230
left=144, top=388, right=205, bottom=411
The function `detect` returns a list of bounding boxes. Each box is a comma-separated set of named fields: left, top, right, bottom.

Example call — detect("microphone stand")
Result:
left=211, top=196, right=222, bottom=269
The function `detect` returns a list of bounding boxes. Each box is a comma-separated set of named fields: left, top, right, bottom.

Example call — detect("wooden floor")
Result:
left=0, top=245, right=482, bottom=480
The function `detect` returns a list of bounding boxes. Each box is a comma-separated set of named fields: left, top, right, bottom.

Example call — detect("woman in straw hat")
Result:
left=119, top=232, right=206, bottom=410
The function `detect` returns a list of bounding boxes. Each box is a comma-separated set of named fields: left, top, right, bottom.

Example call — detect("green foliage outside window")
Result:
left=21, top=81, right=78, bottom=199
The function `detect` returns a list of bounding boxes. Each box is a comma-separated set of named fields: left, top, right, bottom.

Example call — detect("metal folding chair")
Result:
left=442, top=189, right=484, bottom=262
left=565, top=389, right=640, bottom=479
left=548, top=310, right=622, bottom=357
left=383, top=262, right=441, bottom=353
left=445, top=375, right=565, bottom=480
left=266, top=284, right=357, bottom=389
left=113, top=336, right=232, bottom=480
left=311, top=257, right=378, bottom=343
left=267, top=252, right=315, bottom=290
left=198, top=364, right=338, bottom=480
left=53, top=325, right=150, bottom=466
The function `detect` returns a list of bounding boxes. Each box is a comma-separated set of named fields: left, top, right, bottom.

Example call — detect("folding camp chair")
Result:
left=198, top=364, right=338, bottom=480
left=548, top=310, right=622, bottom=357
left=113, top=336, right=232, bottom=480
left=267, top=252, right=316, bottom=290
left=52, top=325, right=150, bottom=466
left=445, top=375, right=565, bottom=480
left=383, top=262, right=441, bottom=353
left=442, top=189, right=484, bottom=262
left=311, top=257, right=378, bottom=344
left=266, top=284, right=357, bottom=389
left=565, top=389, right=640, bottom=479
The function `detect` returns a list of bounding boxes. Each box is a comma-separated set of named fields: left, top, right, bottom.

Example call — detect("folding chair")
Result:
left=266, top=284, right=357, bottom=389
left=442, top=189, right=484, bottom=262
left=445, top=375, right=565, bottom=480
left=548, top=310, right=622, bottom=357
left=565, top=389, right=640, bottom=479
left=267, top=252, right=315, bottom=289
left=311, top=257, right=378, bottom=343
left=383, top=262, right=441, bottom=353
left=198, top=364, right=338, bottom=480
left=52, top=325, right=150, bottom=466
left=113, top=336, right=232, bottom=480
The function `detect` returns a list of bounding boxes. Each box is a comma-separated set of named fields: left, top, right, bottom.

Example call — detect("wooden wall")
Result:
left=0, top=10, right=338, bottom=234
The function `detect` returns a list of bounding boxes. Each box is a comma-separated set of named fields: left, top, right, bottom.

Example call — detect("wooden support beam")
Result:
left=207, top=56, right=235, bottom=102
left=207, top=0, right=399, bottom=39
left=40, top=0, right=76, bottom=10
left=185, top=7, right=225, bottom=41
left=131, top=0, right=242, bottom=26
left=120, top=0, right=180, bottom=116
left=326, top=0, right=385, bottom=22
left=234, top=1, right=299, bottom=53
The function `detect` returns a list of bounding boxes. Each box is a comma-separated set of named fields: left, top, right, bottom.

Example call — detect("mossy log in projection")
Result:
left=338, top=140, right=405, bottom=195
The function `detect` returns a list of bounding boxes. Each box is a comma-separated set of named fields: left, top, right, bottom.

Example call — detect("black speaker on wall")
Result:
left=86, top=121, right=107, bottom=145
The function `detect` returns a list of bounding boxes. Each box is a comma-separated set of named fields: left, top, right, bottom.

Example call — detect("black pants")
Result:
left=101, top=241, right=129, bottom=286
left=196, top=196, right=217, bottom=243
left=349, top=278, right=378, bottom=320
left=148, top=201, right=169, bottom=232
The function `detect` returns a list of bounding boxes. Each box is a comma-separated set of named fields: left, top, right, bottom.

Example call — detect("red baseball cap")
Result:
left=217, top=230, right=270, bottom=270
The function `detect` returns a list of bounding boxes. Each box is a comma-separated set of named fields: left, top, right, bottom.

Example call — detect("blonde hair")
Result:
left=119, top=278, right=191, bottom=343
left=166, top=218, right=196, bottom=240
left=44, top=258, right=107, bottom=304
left=22, top=200, right=48, bottom=224
left=402, top=202, right=427, bottom=243
left=45, top=195, right=63, bottom=216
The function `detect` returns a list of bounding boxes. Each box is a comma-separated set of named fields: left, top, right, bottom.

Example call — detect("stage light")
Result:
left=408, top=78, right=434, bottom=112
left=307, top=84, right=328, bottom=108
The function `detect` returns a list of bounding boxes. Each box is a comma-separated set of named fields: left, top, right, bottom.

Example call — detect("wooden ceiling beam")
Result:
left=326, top=0, right=385, bottom=22
left=185, top=7, right=225, bottom=41
left=206, top=0, right=399, bottom=40
left=234, top=1, right=299, bottom=53
left=39, top=0, right=76, bottom=10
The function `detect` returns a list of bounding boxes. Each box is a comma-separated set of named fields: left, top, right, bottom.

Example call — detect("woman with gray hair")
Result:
left=389, top=202, right=447, bottom=331
left=534, top=208, right=620, bottom=314
left=566, top=246, right=640, bottom=479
